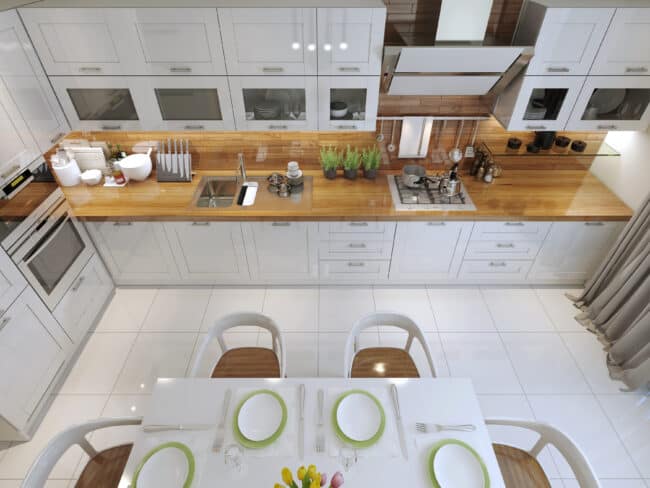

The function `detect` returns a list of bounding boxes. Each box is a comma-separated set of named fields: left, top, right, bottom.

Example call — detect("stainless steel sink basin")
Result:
left=194, top=176, right=238, bottom=208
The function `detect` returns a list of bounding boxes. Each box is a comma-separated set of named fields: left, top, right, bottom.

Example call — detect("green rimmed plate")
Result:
left=132, top=441, right=194, bottom=488
left=427, top=439, right=490, bottom=488
left=233, top=389, right=287, bottom=449
left=332, top=389, right=386, bottom=449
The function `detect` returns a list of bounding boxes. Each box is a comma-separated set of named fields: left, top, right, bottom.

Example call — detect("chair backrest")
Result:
left=343, top=311, right=437, bottom=378
left=22, top=417, right=142, bottom=488
left=189, top=312, right=286, bottom=378
left=485, top=417, right=600, bottom=488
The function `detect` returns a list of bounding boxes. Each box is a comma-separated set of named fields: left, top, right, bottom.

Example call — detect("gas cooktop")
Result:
left=387, top=174, right=476, bottom=211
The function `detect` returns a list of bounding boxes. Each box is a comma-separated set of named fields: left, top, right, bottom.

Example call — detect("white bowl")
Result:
left=119, top=148, right=152, bottom=181
left=80, top=169, right=102, bottom=186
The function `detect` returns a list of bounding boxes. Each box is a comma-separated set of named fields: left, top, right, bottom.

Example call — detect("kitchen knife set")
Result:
left=157, top=138, right=192, bottom=182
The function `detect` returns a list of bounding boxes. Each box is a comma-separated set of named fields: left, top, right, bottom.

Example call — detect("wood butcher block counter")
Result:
left=61, top=168, right=632, bottom=222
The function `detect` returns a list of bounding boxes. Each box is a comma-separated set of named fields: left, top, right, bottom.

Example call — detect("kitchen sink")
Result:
left=194, top=176, right=238, bottom=208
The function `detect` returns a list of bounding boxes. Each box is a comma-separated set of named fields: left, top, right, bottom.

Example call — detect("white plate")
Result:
left=336, top=392, right=382, bottom=442
left=589, top=88, right=626, bottom=115
left=136, top=445, right=190, bottom=488
left=237, top=392, right=283, bottom=442
left=434, top=443, right=485, bottom=488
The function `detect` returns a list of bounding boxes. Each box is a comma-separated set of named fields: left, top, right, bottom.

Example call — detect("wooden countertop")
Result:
left=61, top=169, right=633, bottom=221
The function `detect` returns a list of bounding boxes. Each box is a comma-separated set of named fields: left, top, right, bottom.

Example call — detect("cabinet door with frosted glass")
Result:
left=318, top=76, right=379, bottom=131
left=567, top=76, right=650, bottom=131
left=229, top=76, right=317, bottom=131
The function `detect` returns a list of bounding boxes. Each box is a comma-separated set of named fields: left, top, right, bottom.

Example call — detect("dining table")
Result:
left=118, top=377, right=506, bottom=487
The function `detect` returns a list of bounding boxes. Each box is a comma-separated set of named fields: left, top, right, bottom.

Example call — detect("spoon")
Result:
left=376, top=119, right=385, bottom=142
left=449, top=120, right=464, bottom=164
left=387, top=121, right=397, bottom=153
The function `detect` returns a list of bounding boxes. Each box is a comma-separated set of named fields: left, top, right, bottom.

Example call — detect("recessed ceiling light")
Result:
left=323, top=43, right=332, bottom=51
left=291, top=42, right=301, bottom=50
left=339, top=42, right=348, bottom=50
left=307, top=43, right=316, bottom=51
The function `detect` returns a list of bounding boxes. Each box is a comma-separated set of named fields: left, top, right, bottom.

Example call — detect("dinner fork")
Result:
left=315, top=389, right=325, bottom=453
left=415, top=422, right=476, bottom=433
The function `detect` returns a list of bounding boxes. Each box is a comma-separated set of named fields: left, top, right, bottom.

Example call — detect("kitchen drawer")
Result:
left=319, top=240, right=393, bottom=260
left=319, top=259, right=390, bottom=282
left=319, top=221, right=396, bottom=240
left=471, top=221, right=551, bottom=241
left=464, top=240, right=541, bottom=261
left=458, top=260, right=532, bottom=282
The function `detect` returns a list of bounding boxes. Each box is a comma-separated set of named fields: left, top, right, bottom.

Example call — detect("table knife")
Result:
left=213, top=389, right=232, bottom=452
left=299, top=384, right=305, bottom=459
left=391, top=384, right=408, bottom=460
left=142, top=423, right=212, bottom=433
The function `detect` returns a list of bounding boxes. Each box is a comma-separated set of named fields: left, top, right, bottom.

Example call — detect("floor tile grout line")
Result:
left=183, top=287, right=215, bottom=377
left=425, top=285, right=452, bottom=377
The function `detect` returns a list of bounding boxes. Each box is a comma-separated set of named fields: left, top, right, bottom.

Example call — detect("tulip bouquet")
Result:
left=275, top=465, right=344, bottom=488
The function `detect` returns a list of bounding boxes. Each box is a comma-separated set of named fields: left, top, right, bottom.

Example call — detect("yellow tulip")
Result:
left=309, top=480, right=320, bottom=488
left=282, top=467, right=293, bottom=485
left=275, top=484, right=283, bottom=488
left=297, top=466, right=307, bottom=481
left=307, top=465, right=318, bottom=478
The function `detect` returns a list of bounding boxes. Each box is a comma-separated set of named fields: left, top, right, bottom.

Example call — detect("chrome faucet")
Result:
left=238, top=153, right=247, bottom=183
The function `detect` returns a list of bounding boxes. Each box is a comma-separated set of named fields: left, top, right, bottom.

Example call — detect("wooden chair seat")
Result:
left=211, top=347, right=281, bottom=378
left=351, top=347, right=420, bottom=378
left=493, top=443, right=552, bottom=488
left=76, top=444, right=132, bottom=488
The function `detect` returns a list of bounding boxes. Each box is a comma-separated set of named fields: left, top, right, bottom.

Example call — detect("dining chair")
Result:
left=22, top=417, right=142, bottom=488
left=486, top=418, right=600, bottom=488
left=189, top=312, right=286, bottom=378
left=343, top=312, right=436, bottom=378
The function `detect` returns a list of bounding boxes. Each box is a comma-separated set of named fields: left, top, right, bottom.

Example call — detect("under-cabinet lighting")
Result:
left=291, top=42, right=301, bottom=50
left=339, top=42, right=348, bottom=50
left=307, top=43, right=316, bottom=51
left=323, top=43, right=332, bottom=51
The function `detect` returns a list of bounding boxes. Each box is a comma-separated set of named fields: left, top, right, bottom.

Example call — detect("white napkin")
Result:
left=225, top=387, right=297, bottom=458
left=325, top=387, right=400, bottom=459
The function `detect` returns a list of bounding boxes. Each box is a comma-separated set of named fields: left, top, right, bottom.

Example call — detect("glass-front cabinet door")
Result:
left=567, top=76, right=650, bottom=131
left=140, top=77, right=235, bottom=130
left=495, top=75, right=585, bottom=131
left=318, top=77, right=379, bottom=130
left=50, top=77, right=145, bottom=131
left=229, top=76, right=317, bottom=130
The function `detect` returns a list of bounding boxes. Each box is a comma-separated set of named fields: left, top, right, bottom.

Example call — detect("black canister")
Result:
left=534, top=131, right=556, bottom=150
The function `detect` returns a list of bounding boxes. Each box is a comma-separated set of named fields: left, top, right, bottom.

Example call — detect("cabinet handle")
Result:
left=496, top=243, right=515, bottom=248
left=427, top=222, right=446, bottom=226
left=262, top=67, right=284, bottom=73
left=101, top=124, right=122, bottom=130
left=338, top=67, right=361, bottom=72
left=597, top=125, right=618, bottom=130
left=584, top=222, right=605, bottom=226
left=337, top=125, right=357, bottom=130
left=488, top=261, right=507, bottom=267
left=625, top=66, right=648, bottom=73
left=348, top=243, right=367, bottom=248
left=79, top=66, right=102, bottom=73
left=0, top=315, right=10, bottom=332
left=72, top=276, right=85, bottom=292
left=546, top=67, right=570, bottom=73
left=184, top=125, right=205, bottom=130
left=349, top=222, right=368, bottom=227
left=191, top=222, right=210, bottom=226
left=347, top=261, right=366, bottom=267
left=113, top=222, right=133, bottom=226
left=271, top=222, right=291, bottom=227
left=50, top=132, right=65, bottom=144
left=170, top=67, right=192, bottom=73
left=504, top=222, right=524, bottom=227
left=525, top=125, right=546, bottom=130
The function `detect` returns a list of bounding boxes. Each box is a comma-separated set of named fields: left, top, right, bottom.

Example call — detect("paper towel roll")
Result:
left=53, top=159, right=81, bottom=186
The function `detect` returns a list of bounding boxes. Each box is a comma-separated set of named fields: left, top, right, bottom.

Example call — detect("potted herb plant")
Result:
left=342, top=145, right=361, bottom=180
left=320, top=145, right=340, bottom=180
left=361, top=146, right=381, bottom=180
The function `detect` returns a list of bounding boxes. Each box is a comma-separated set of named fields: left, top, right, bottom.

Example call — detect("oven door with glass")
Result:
left=12, top=202, right=94, bottom=310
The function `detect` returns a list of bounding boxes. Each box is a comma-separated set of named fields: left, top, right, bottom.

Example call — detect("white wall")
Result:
left=590, top=128, right=650, bottom=212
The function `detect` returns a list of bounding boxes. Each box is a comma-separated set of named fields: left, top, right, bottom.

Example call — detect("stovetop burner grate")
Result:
left=388, top=175, right=476, bottom=211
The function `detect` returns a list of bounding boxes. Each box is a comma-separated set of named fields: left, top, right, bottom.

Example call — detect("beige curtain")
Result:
left=569, top=193, right=650, bottom=391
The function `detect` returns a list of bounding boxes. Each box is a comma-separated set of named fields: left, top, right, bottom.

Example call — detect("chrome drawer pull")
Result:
left=347, top=261, right=366, bottom=267
left=170, top=67, right=192, bottom=73
left=546, top=67, right=570, bottom=73
left=271, top=222, right=291, bottom=227
left=584, top=222, right=604, bottom=226
left=50, top=132, right=65, bottom=144
left=101, top=125, right=122, bottom=130
left=337, top=125, right=357, bottom=130
left=268, top=125, right=288, bottom=130
left=191, top=222, right=210, bottom=226
left=338, top=67, right=361, bottom=72
left=488, top=262, right=507, bottom=267
left=496, top=243, right=515, bottom=248
left=184, top=125, right=205, bottom=130
left=348, top=243, right=367, bottom=249
left=625, top=66, right=648, bottom=73
left=597, top=125, right=617, bottom=130
left=0, top=315, right=10, bottom=332
left=72, top=276, right=85, bottom=292
left=525, top=125, right=546, bottom=130
left=262, top=67, right=284, bottom=73
left=79, top=66, right=102, bottom=72
left=113, top=222, right=133, bottom=226
left=504, top=222, right=524, bottom=227
left=349, top=222, right=368, bottom=227
left=427, top=222, right=446, bottom=226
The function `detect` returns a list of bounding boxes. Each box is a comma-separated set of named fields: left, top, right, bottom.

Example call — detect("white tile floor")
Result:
left=1, top=285, right=648, bottom=487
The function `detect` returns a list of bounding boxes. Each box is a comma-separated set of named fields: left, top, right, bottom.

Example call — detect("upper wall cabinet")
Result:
left=218, top=8, right=318, bottom=75
left=318, top=76, right=379, bottom=130
left=514, top=4, right=614, bottom=76
left=19, top=8, right=227, bottom=76
left=590, top=8, right=650, bottom=76
left=316, top=8, right=386, bottom=76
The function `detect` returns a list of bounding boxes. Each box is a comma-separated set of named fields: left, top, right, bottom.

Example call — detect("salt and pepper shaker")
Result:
left=483, top=166, right=494, bottom=184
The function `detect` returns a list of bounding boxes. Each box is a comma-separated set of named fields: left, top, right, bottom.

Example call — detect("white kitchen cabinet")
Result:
left=242, top=222, right=318, bottom=282
left=591, top=8, right=650, bottom=76
left=86, top=221, right=179, bottom=285
left=0, top=248, right=26, bottom=315
left=50, top=77, right=147, bottom=131
left=0, top=288, right=70, bottom=433
left=218, top=8, right=317, bottom=76
left=493, top=75, right=585, bottom=131
left=18, top=8, right=138, bottom=76
left=139, top=77, right=235, bottom=131
left=164, top=222, right=249, bottom=283
left=318, top=76, right=379, bottom=131
left=471, top=221, right=551, bottom=241
left=316, top=8, right=386, bottom=76
left=566, top=76, right=650, bottom=131
left=529, top=221, right=624, bottom=283
left=319, top=259, right=390, bottom=282
left=458, top=259, right=533, bottom=282
left=229, top=76, right=318, bottom=130
left=53, top=254, right=113, bottom=344
left=389, top=222, right=472, bottom=282
left=0, top=10, right=69, bottom=154
left=514, top=4, right=614, bottom=76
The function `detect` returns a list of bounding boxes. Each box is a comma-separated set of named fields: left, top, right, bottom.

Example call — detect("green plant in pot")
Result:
left=342, top=145, right=361, bottom=180
left=320, top=145, right=340, bottom=180
left=361, top=146, right=381, bottom=179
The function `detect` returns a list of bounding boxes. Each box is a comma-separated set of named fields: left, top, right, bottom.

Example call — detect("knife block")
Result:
left=156, top=139, right=192, bottom=182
